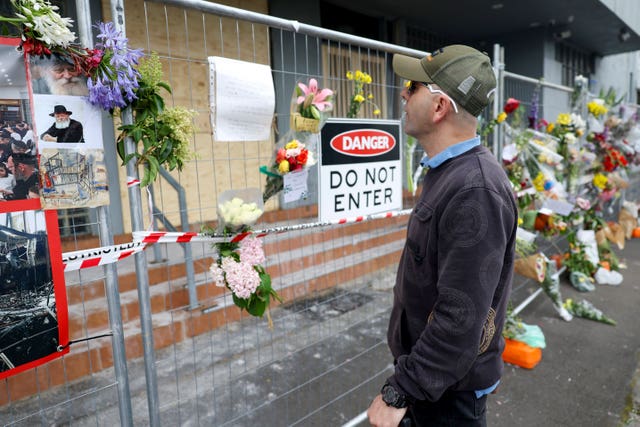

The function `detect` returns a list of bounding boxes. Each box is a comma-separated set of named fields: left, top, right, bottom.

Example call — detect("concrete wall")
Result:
left=594, top=52, right=638, bottom=103
left=600, top=0, right=640, bottom=35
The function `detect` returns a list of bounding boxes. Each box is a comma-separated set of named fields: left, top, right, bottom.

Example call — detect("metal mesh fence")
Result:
left=2, top=1, right=637, bottom=426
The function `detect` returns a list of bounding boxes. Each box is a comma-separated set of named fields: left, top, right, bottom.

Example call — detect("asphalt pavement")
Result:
left=486, top=236, right=640, bottom=427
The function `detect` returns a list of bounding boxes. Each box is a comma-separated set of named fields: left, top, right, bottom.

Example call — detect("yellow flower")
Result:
left=278, top=159, right=290, bottom=173
left=404, top=80, right=411, bottom=88
left=364, top=74, right=372, bottom=84
left=496, top=112, right=507, bottom=123
left=346, top=71, right=353, bottom=80
left=576, top=129, right=584, bottom=137
left=546, top=123, right=555, bottom=133
left=587, top=101, right=608, bottom=118
left=367, top=93, right=374, bottom=100
left=285, top=140, right=299, bottom=150
left=518, top=217, right=524, bottom=226
left=355, top=70, right=364, bottom=81
left=593, top=173, right=608, bottom=189
left=533, top=172, right=546, bottom=192
left=354, top=94, right=365, bottom=103
left=373, top=109, right=381, bottom=116
left=556, top=113, right=571, bottom=126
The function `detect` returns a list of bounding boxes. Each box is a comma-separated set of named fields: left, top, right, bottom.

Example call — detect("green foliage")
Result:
left=116, top=53, right=196, bottom=186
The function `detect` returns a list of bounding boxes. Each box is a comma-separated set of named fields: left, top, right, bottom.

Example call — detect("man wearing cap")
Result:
left=3, top=153, right=38, bottom=200
left=367, top=45, right=517, bottom=427
left=40, top=105, right=85, bottom=143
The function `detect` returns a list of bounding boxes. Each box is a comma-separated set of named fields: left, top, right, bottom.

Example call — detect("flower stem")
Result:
left=0, top=16, right=24, bottom=24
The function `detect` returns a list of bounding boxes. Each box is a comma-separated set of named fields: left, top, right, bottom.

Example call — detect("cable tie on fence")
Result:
left=127, top=176, right=140, bottom=187
left=57, top=332, right=114, bottom=352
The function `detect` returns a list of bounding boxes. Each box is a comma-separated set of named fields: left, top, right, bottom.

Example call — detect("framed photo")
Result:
left=0, top=203, right=69, bottom=380
left=0, top=37, right=39, bottom=206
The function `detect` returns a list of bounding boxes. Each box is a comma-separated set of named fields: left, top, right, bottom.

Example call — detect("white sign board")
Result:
left=319, top=119, right=402, bottom=221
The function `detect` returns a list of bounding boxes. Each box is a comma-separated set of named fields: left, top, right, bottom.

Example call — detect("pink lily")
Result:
left=297, top=78, right=333, bottom=111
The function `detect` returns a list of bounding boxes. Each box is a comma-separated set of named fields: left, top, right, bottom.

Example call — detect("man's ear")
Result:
left=432, top=95, right=450, bottom=123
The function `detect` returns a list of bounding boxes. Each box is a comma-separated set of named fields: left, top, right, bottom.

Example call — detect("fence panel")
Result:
left=4, top=1, right=638, bottom=426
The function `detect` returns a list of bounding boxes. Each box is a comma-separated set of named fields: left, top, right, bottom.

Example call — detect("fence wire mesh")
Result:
left=2, top=0, right=631, bottom=426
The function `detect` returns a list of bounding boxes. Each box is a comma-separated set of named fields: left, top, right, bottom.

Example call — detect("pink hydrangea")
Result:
left=209, top=262, right=225, bottom=287
left=238, top=236, right=266, bottom=265
left=221, top=257, right=260, bottom=299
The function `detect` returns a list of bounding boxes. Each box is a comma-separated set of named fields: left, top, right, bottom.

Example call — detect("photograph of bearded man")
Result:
left=40, top=105, right=85, bottom=143
left=30, top=57, right=89, bottom=96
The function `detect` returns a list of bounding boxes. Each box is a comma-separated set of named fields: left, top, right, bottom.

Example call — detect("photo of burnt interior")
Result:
left=0, top=211, right=58, bottom=373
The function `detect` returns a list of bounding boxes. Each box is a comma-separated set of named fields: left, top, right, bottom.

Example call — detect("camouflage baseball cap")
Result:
left=393, top=44, right=496, bottom=116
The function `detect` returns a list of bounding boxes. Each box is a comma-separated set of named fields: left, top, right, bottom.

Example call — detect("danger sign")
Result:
left=319, top=119, right=402, bottom=221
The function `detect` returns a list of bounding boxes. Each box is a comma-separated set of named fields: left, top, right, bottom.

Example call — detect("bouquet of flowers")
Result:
left=113, top=52, right=197, bottom=186
left=540, top=255, right=573, bottom=321
left=0, top=0, right=76, bottom=56
left=290, top=78, right=333, bottom=133
left=208, top=189, right=281, bottom=326
left=480, top=97, right=521, bottom=143
left=346, top=70, right=380, bottom=118
left=262, top=137, right=316, bottom=202
left=563, top=298, right=616, bottom=326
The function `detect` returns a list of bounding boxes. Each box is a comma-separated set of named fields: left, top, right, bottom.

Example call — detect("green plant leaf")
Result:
left=158, top=81, right=172, bottom=93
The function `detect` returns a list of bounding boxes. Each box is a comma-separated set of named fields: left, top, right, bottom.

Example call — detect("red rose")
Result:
left=504, top=98, right=520, bottom=114
left=276, top=148, right=286, bottom=164
left=297, top=149, right=309, bottom=166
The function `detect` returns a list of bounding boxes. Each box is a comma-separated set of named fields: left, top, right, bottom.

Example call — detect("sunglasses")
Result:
left=406, top=81, right=459, bottom=114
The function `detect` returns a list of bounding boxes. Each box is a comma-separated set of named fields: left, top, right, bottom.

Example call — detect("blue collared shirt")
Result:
left=419, top=136, right=481, bottom=169
left=419, top=134, right=499, bottom=399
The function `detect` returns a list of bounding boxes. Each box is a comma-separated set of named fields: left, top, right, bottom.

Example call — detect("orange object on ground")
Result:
left=502, top=338, right=542, bottom=369
left=632, top=227, right=640, bottom=238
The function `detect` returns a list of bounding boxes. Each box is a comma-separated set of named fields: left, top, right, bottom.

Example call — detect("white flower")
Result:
left=570, top=113, right=585, bottom=130
left=219, top=197, right=263, bottom=229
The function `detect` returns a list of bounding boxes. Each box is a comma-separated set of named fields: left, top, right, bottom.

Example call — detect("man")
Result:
left=367, top=45, right=518, bottom=427
left=40, top=105, right=85, bottom=143
left=0, top=129, right=12, bottom=163
left=4, top=153, right=38, bottom=200
left=31, top=57, right=88, bottom=96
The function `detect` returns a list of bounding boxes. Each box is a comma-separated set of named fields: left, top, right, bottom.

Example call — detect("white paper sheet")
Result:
left=208, top=56, right=275, bottom=141
left=283, top=169, right=309, bottom=203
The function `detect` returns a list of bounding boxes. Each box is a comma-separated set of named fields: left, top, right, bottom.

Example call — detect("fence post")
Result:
left=492, top=43, right=505, bottom=159
left=76, top=1, right=134, bottom=424
left=109, top=1, right=161, bottom=425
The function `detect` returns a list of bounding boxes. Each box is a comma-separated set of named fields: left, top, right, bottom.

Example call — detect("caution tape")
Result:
left=62, top=209, right=413, bottom=271
left=62, top=242, right=147, bottom=272
left=132, top=209, right=413, bottom=244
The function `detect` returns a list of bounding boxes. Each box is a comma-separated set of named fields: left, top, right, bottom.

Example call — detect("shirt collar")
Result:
left=420, top=136, right=481, bottom=169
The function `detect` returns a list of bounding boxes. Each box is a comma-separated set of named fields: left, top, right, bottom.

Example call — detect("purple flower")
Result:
left=87, top=21, right=143, bottom=111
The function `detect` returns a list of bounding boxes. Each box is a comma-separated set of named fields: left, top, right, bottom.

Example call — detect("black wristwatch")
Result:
left=381, top=382, right=409, bottom=408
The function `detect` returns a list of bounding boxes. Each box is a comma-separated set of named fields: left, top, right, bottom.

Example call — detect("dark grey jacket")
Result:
left=387, top=145, right=517, bottom=403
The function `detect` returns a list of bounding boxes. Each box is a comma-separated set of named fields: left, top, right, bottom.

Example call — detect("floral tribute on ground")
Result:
left=505, top=78, right=640, bottom=338
left=206, top=189, right=281, bottom=328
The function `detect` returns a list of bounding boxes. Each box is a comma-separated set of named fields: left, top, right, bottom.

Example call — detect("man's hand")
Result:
left=42, top=134, right=57, bottom=142
left=367, top=394, right=408, bottom=427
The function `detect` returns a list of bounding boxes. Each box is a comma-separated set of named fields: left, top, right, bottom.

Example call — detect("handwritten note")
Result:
left=209, top=57, right=275, bottom=141
left=283, top=169, right=309, bottom=203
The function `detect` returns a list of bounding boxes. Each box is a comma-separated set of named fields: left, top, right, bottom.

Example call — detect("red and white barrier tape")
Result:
left=62, top=209, right=412, bottom=271
left=132, top=209, right=413, bottom=244
left=62, top=242, right=147, bottom=272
